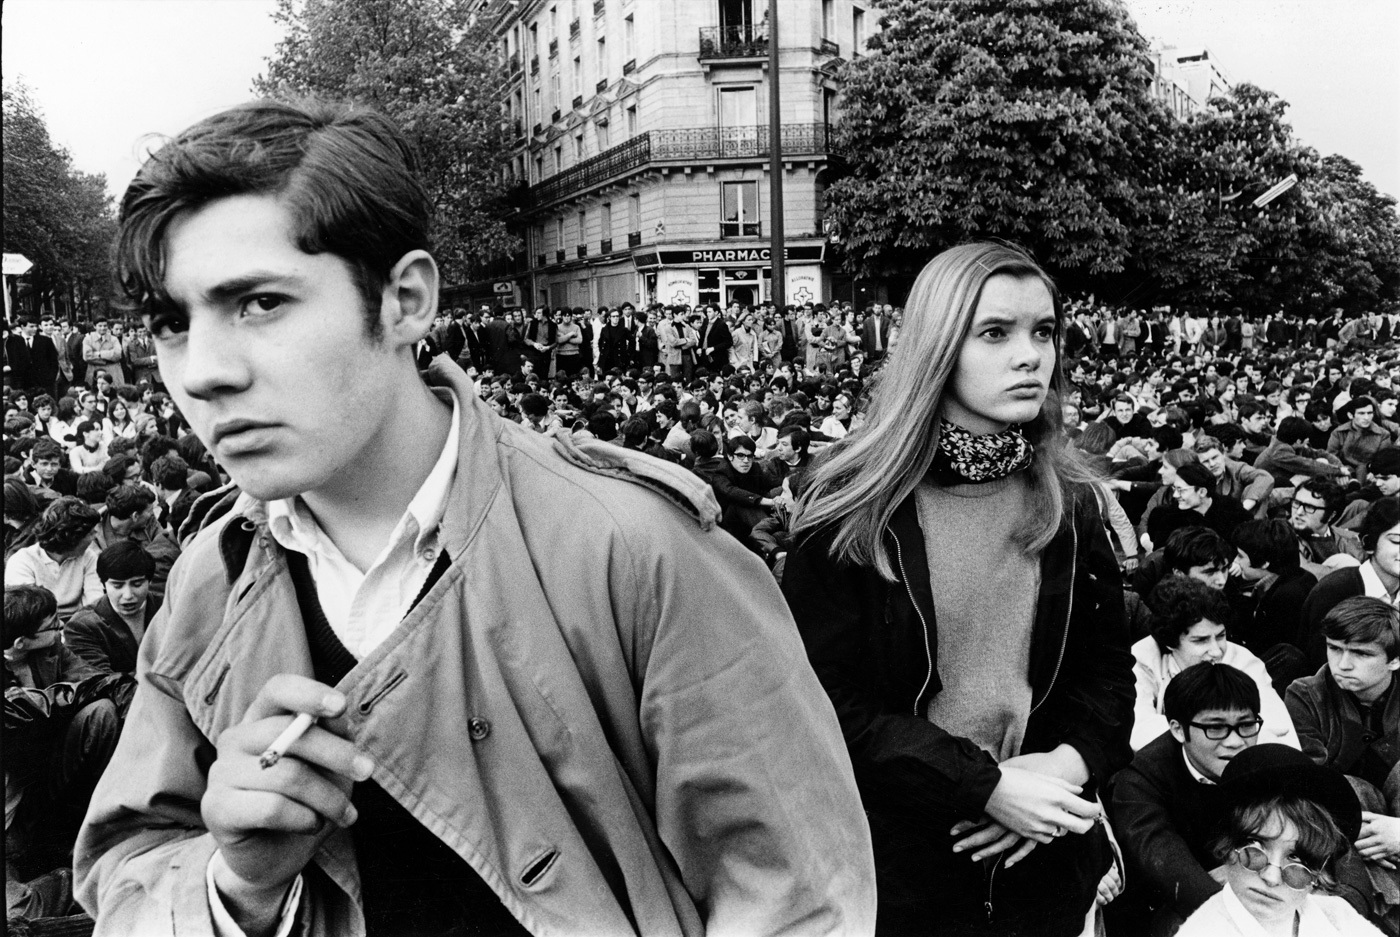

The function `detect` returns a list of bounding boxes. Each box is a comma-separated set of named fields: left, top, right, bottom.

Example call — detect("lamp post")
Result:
left=767, top=0, right=784, bottom=308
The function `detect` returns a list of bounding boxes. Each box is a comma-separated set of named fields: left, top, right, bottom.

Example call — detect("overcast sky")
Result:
left=3, top=0, right=1398, bottom=201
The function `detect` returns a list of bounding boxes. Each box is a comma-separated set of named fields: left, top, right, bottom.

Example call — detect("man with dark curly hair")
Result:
left=3, top=496, right=103, bottom=619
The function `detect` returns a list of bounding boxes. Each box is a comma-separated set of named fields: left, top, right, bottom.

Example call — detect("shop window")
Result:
left=698, top=269, right=721, bottom=309
left=721, top=181, right=759, bottom=238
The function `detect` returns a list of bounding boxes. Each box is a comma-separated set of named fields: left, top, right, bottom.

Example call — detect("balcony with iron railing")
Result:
left=523, top=123, right=831, bottom=210
left=698, top=25, right=769, bottom=60
left=819, top=37, right=839, bottom=56
left=530, top=55, right=540, bottom=76
left=549, top=38, right=559, bottom=57
left=569, top=18, right=580, bottom=39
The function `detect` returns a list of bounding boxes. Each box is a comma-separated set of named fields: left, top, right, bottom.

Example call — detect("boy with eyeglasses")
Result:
left=1292, top=478, right=1366, bottom=579
left=1107, top=662, right=1265, bottom=933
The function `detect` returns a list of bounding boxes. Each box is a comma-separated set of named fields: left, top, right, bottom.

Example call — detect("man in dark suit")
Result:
left=860, top=305, right=893, bottom=362
left=4, top=317, right=61, bottom=395
left=699, top=305, right=732, bottom=373
left=483, top=306, right=513, bottom=375
left=439, top=309, right=466, bottom=363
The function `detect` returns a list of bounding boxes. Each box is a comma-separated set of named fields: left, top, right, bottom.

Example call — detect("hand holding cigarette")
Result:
left=202, top=675, right=375, bottom=924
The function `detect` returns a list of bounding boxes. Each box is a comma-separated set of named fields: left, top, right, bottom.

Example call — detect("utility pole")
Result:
left=767, top=0, right=784, bottom=308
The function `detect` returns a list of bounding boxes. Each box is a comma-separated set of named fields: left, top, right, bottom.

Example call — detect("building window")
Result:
left=822, top=0, right=835, bottom=39
left=555, top=217, right=565, bottom=249
left=623, top=14, right=634, bottom=59
left=577, top=209, right=587, bottom=249
left=533, top=87, right=542, bottom=121
left=853, top=7, right=866, bottom=55
left=719, top=86, right=756, bottom=128
left=721, top=181, right=759, bottom=238
left=596, top=37, right=607, bottom=82
left=550, top=5, right=559, bottom=41
left=697, top=269, right=721, bottom=308
left=628, top=192, right=641, bottom=232
left=554, top=145, right=564, bottom=172
left=601, top=202, right=613, bottom=237
left=597, top=120, right=610, bottom=150
left=574, top=133, right=584, bottom=160
left=573, top=56, right=583, bottom=97
left=551, top=73, right=562, bottom=111
left=530, top=23, right=539, bottom=56
left=534, top=154, right=544, bottom=181
left=626, top=104, right=637, bottom=137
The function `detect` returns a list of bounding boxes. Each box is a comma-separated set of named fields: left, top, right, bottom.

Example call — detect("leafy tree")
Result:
left=3, top=82, right=118, bottom=321
left=254, top=0, right=521, bottom=285
left=825, top=0, right=1167, bottom=290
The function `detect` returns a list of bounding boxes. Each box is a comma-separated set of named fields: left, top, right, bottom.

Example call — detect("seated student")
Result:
left=1287, top=597, right=1400, bottom=932
left=4, top=585, right=126, bottom=895
left=1231, top=519, right=1317, bottom=693
left=95, top=483, right=180, bottom=604
left=1195, top=433, right=1275, bottom=514
left=1133, top=524, right=1236, bottom=601
left=1301, top=496, right=1400, bottom=671
left=1294, top=477, right=1368, bottom=579
left=1131, top=575, right=1299, bottom=750
left=21, top=437, right=77, bottom=502
left=64, top=541, right=158, bottom=676
left=695, top=432, right=778, bottom=546
left=2, top=496, right=103, bottom=620
left=1147, top=461, right=1254, bottom=548
left=1256, top=415, right=1347, bottom=488
left=1178, top=743, right=1382, bottom=936
left=1108, top=662, right=1265, bottom=934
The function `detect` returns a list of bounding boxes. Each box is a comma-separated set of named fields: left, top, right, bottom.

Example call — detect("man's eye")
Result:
left=242, top=294, right=285, bottom=315
left=147, top=314, right=188, bottom=339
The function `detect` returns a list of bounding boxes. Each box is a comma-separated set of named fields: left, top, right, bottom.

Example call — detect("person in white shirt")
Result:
left=1132, top=575, right=1299, bottom=750
left=3, top=497, right=103, bottom=620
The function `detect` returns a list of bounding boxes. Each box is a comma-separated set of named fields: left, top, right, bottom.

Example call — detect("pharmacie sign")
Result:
left=635, top=245, right=825, bottom=268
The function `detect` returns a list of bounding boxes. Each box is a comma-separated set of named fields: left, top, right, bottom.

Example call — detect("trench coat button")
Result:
left=468, top=717, right=491, bottom=741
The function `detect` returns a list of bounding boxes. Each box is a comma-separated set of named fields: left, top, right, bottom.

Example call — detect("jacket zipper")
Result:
left=890, top=528, right=934, bottom=715
left=1029, top=523, right=1076, bottom=716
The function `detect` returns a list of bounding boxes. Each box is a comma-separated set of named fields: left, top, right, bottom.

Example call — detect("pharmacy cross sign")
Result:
left=672, top=290, right=690, bottom=305
left=793, top=286, right=813, bottom=303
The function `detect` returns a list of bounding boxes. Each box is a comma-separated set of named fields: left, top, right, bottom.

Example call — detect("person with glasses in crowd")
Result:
left=1130, top=575, right=1298, bottom=751
left=1108, top=662, right=1267, bottom=934
left=1293, top=478, right=1368, bottom=579
left=1176, top=743, right=1382, bottom=935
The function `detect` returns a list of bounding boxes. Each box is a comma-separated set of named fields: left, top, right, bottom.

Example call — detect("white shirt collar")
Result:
left=1359, top=559, right=1400, bottom=607
left=268, top=389, right=459, bottom=560
left=1182, top=749, right=1217, bottom=786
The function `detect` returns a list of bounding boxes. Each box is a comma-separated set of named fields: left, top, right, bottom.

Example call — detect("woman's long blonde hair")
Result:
left=792, top=242, right=1096, bottom=580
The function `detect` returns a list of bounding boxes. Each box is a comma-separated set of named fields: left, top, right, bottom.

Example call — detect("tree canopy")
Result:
left=3, top=82, right=118, bottom=321
left=254, top=0, right=521, bottom=286
left=826, top=0, right=1400, bottom=315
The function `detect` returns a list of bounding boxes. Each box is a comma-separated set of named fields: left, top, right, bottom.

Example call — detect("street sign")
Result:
left=3, top=253, right=33, bottom=276
left=493, top=281, right=513, bottom=294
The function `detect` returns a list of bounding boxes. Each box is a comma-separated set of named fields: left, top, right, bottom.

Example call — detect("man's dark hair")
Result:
left=140, top=435, right=179, bottom=475
left=151, top=454, right=189, bottom=491
left=1209, top=423, right=1249, bottom=450
left=1148, top=576, right=1234, bottom=653
left=76, top=472, right=115, bottom=505
left=30, top=437, right=64, bottom=463
left=1322, top=596, right=1399, bottom=660
left=1296, top=478, right=1346, bottom=521
left=106, top=484, right=157, bottom=521
left=33, top=496, right=101, bottom=554
left=1174, top=462, right=1216, bottom=497
left=101, top=455, right=139, bottom=486
left=586, top=410, right=618, bottom=441
left=519, top=393, right=550, bottom=420
left=1151, top=425, right=1185, bottom=452
left=1236, top=400, right=1269, bottom=422
left=1164, top=526, right=1235, bottom=575
left=96, top=540, right=157, bottom=584
left=729, top=434, right=756, bottom=456
left=690, top=430, right=718, bottom=460
left=1276, top=415, right=1313, bottom=446
left=776, top=423, right=810, bottom=456
left=3, top=585, right=58, bottom=646
left=620, top=417, right=650, bottom=449
left=1232, top=519, right=1300, bottom=572
left=654, top=399, right=679, bottom=421
left=1357, top=495, right=1400, bottom=554
left=1159, top=661, right=1260, bottom=733
left=115, top=99, right=432, bottom=339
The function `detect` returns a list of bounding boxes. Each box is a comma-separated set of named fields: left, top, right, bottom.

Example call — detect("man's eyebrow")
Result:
left=201, top=272, right=306, bottom=304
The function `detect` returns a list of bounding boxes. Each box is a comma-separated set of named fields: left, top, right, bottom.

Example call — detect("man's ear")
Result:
left=1168, top=720, right=1188, bottom=745
left=381, top=250, right=439, bottom=345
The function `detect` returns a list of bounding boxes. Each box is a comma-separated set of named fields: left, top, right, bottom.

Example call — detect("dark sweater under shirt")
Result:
left=286, top=550, right=529, bottom=937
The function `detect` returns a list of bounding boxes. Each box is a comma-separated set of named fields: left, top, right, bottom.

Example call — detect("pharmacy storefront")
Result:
left=632, top=244, right=826, bottom=310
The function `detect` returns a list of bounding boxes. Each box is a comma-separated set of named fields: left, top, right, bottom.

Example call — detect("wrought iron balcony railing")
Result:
left=523, top=124, right=830, bottom=209
left=698, top=25, right=769, bottom=59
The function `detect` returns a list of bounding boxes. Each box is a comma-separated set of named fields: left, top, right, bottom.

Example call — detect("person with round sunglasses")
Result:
left=1177, top=743, right=1382, bottom=935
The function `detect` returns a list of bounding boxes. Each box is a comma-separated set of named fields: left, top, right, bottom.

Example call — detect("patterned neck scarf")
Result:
left=931, top=419, right=1034, bottom=484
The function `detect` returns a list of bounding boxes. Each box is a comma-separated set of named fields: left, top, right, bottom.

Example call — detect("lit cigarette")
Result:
left=259, top=712, right=316, bottom=769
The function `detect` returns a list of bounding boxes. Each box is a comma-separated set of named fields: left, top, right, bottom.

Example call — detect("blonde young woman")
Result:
left=783, top=242, right=1136, bottom=935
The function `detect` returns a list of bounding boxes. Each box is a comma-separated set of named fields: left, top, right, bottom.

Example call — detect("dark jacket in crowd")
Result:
left=782, top=486, right=1133, bottom=933
left=64, top=597, right=157, bottom=676
left=1287, top=666, right=1400, bottom=792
